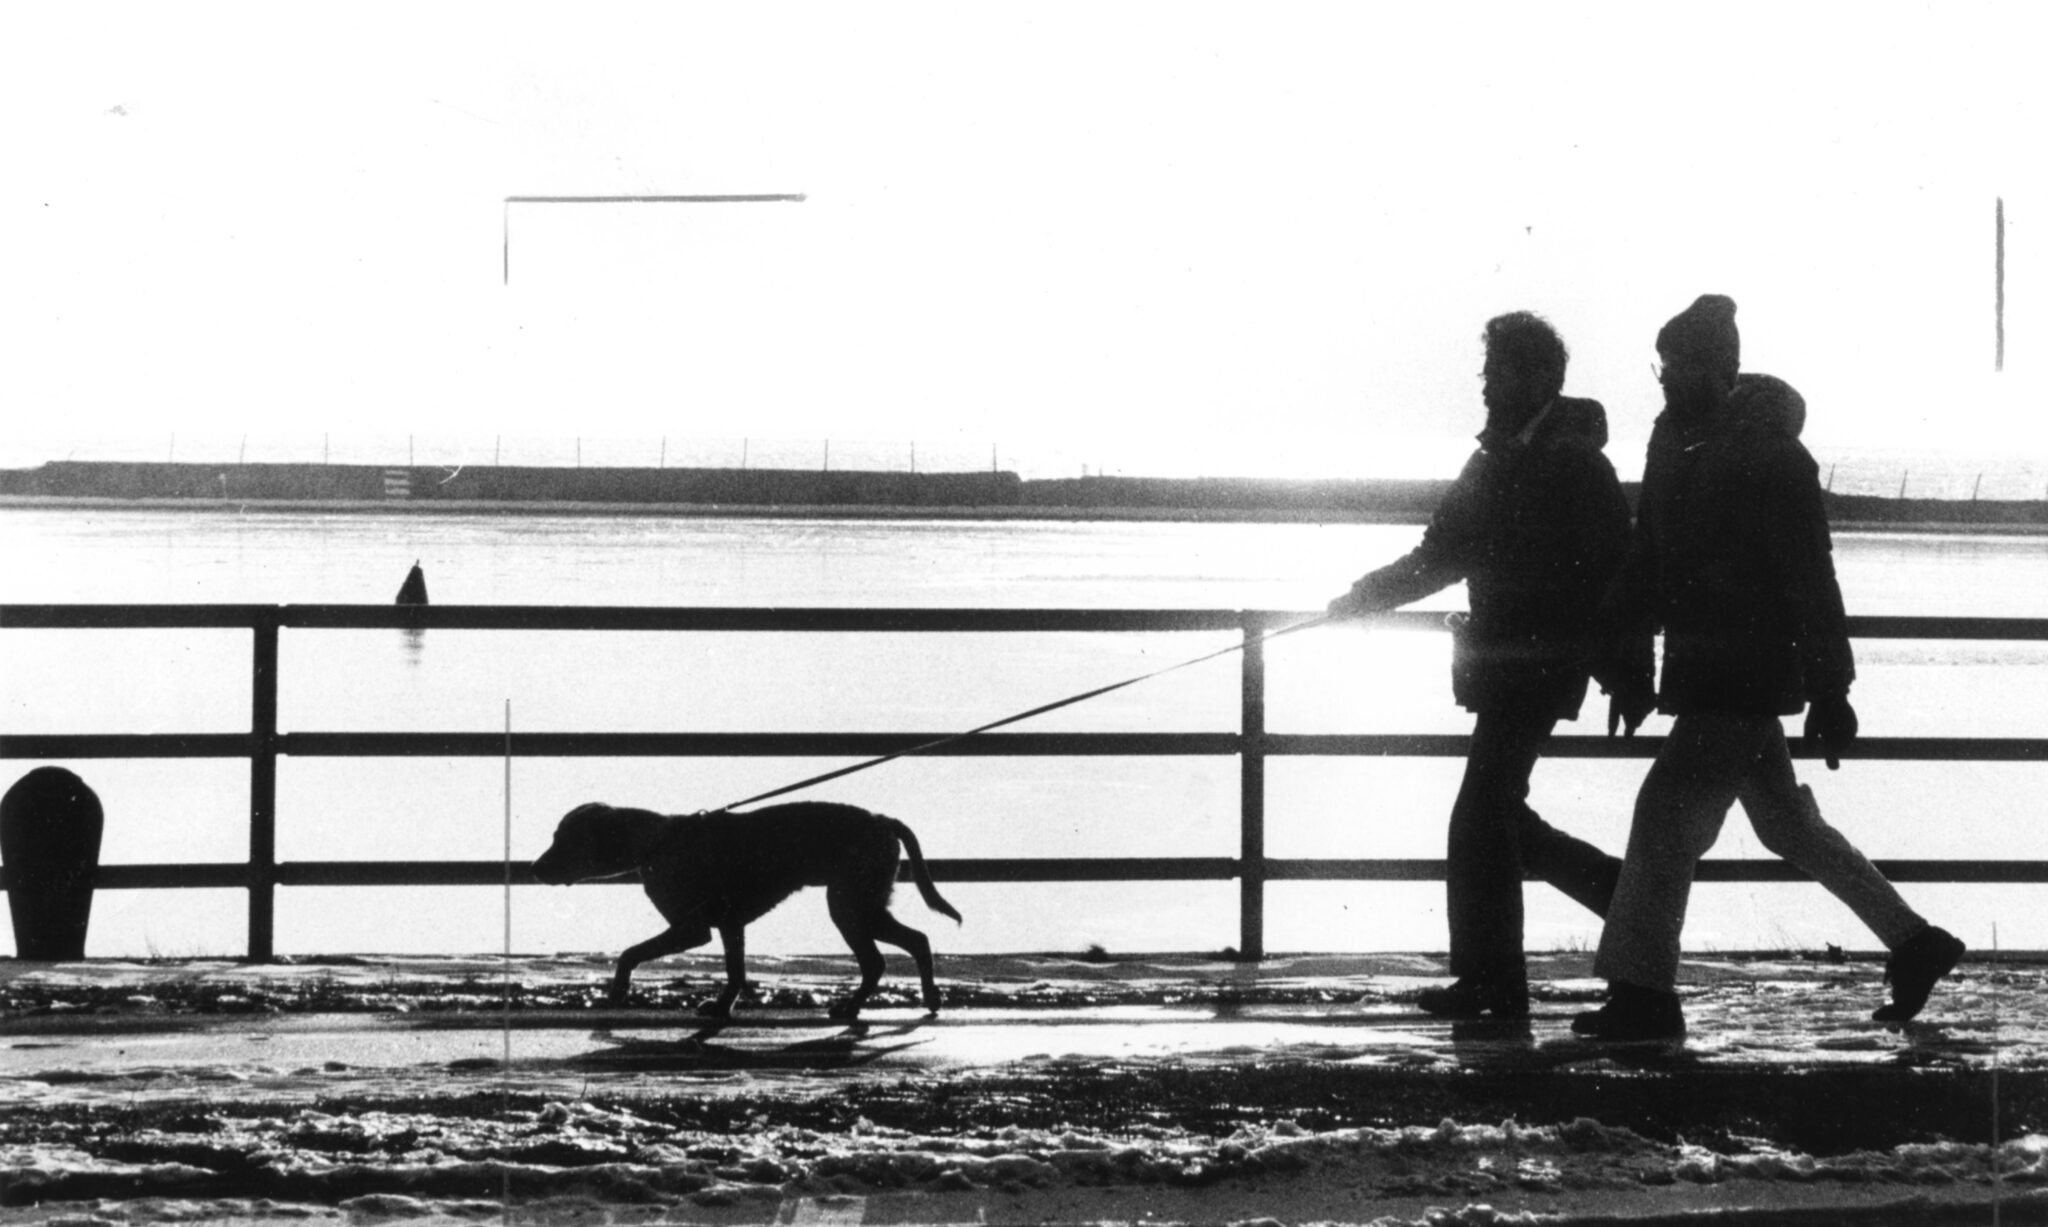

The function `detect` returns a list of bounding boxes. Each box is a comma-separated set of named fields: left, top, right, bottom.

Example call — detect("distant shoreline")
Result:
left=3, top=460, right=2044, bottom=533
left=4, top=494, right=2045, bottom=535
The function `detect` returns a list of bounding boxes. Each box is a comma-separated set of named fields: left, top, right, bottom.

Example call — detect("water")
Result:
left=3, top=507, right=2046, bottom=960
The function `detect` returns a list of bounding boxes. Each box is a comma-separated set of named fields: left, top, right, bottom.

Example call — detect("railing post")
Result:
left=1238, top=613, right=1266, bottom=961
left=247, top=612, right=279, bottom=962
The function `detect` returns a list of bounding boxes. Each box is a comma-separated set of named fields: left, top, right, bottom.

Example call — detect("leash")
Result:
left=718, top=611, right=1335, bottom=811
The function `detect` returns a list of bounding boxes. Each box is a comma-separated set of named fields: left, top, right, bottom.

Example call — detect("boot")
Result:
left=1873, top=925, right=1965, bottom=1023
left=1570, top=981, right=1685, bottom=1040
left=1416, top=974, right=1530, bottom=1020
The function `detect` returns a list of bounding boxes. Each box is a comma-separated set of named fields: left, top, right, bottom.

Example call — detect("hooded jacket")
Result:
left=1339, top=396, right=1632, bottom=718
left=1631, top=385, right=1855, bottom=715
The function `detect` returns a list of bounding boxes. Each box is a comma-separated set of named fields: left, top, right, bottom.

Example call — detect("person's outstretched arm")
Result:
left=1328, top=455, right=1480, bottom=617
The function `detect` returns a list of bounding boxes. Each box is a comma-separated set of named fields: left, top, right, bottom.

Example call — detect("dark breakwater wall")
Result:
left=1822, top=492, right=2048, bottom=527
left=3, top=461, right=2046, bottom=527
left=0, top=462, right=1449, bottom=515
left=1019, top=475, right=1451, bottom=516
left=0, top=461, right=1023, bottom=507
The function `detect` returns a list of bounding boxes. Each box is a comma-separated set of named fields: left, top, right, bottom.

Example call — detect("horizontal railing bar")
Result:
left=16, top=857, right=2048, bottom=892
left=1265, top=735, right=2048, bottom=762
left=0, top=605, right=1259, bottom=634
left=265, top=857, right=1242, bottom=887
left=0, top=605, right=279, bottom=629
left=8, top=604, right=2048, bottom=640
left=278, top=732, right=1246, bottom=757
left=8, top=732, right=2041, bottom=762
left=281, top=606, right=1255, bottom=633
left=10, top=864, right=255, bottom=889
left=1851, top=615, right=2048, bottom=641
left=0, top=734, right=257, bottom=759
left=1267, top=859, right=2048, bottom=884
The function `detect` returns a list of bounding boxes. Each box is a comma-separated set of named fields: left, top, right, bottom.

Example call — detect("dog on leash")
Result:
left=531, top=800, right=962, bottom=1019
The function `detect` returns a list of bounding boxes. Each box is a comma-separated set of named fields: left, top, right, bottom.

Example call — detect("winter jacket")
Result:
left=1619, top=393, right=1855, bottom=716
left=1338, top=397, right=1633, bottom=718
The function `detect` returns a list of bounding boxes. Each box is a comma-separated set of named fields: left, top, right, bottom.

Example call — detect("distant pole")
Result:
left=1826, top=464, right=1835, bottom=492
left=910, top=441, right=917, bottom=474
left=991, top=443, right=998, bottom=473
left=501, top=700, right=513, bottom=1089
left=409, top=435, right=415, bottom=466
left=495, top=435, right=502, bottom=466
left=1996, top=196, right=2006, bottom=373
left=1899, top=470, right=1909, bottom=499
left=659, top=436, right=666, bottom=469
left=742, top=437, right=749, bottom=470
left=238, top=435, right=247, bottom=465
left=323, top=433, right=330, bottom=465
left=168, top=433, right=176, bottom=462
left=823, top=439, right=830, bottom=472
left=1974, top=472, right=1984, bottom=501
left=576, top=438, right=582, bottom=468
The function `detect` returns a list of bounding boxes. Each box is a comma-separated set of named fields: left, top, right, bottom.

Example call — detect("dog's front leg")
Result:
left=704, top=924, right=749, bottom=1018
left=609, top=923, right=709, bottom=1006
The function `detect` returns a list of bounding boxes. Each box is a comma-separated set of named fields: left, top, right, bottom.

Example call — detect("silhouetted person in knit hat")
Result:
left=1326, top=311, right=1630, bottom=1020
left=1575, top=301, right=1964, bottom=1041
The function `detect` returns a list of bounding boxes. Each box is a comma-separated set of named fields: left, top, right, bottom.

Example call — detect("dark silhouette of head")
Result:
left=1481, top=311, right=1569, bottom=436
left=1655, top=294, right=1739, bottom=419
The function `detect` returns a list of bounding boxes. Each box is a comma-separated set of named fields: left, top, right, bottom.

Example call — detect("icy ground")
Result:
left=5, top=950, right=2048, bottom=1225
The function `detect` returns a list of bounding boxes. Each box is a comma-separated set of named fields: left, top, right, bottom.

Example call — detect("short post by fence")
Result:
left=1239, top=614, right=1267, bottom=961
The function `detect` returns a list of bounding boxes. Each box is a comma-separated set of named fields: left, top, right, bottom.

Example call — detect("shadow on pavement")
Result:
left=560, top=1017, right=936, bottom=1072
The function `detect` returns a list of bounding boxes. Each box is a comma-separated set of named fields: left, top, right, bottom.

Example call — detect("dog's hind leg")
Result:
left=826, top=889, right=888, bottom=1021
left=871, top=912, right=941, bottom=1016
left=705, top=925, right=749, bottom=1018
left=610, top=922, right=709, bottom=1006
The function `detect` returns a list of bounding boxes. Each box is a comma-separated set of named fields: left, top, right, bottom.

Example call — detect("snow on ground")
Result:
left=5, top=951, right=2047, bottom=1224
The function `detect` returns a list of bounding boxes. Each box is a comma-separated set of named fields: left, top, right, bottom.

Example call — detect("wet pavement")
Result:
left=5, top=949, right=2043, bottom=1087
left=6, top=951, right=2048, bottom=1224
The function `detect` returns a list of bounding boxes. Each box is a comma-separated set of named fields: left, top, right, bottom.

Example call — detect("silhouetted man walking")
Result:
left=1328, top=311, right=1630, bottom=1019
left=1574, top=296, right=1964, bottom=1040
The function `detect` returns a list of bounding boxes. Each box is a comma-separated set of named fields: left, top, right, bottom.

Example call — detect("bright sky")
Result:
left=3, top=2, right=2041, bottom=479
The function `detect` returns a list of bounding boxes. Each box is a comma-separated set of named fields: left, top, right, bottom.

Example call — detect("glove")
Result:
left=1606, top=679, right=1655, bottom=738
left=1803, top=691, right=1859, bottom=770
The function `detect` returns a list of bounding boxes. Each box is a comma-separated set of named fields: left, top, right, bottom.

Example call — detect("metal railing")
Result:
left=4, top=604, right=2047, bottom=961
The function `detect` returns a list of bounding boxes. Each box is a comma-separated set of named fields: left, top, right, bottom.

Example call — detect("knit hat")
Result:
left=1656, top=294, right=1739, bottom=374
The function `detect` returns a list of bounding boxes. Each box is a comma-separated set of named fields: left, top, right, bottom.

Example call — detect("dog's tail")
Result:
left=886, top=818, right=963, bottom=923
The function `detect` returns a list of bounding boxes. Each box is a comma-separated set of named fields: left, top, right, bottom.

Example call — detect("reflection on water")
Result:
left=400, top=626, right=426, bottom=667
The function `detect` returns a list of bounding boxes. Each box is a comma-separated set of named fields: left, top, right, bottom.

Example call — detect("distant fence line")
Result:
left=18, top=436, right=1016, bottom=478
left=3, top=603, right=2046, bottom=962
left=6, top=461, right=2048, bottom=526
left=6, top=436, right=2048, bottom=502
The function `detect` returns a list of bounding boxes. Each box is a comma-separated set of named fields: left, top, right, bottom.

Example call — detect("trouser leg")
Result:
left=1594, top=713, right=1760, bottom=991
left=1445, top=707, right=1551, bottom=979
left=1737, top=729, right=1927, bottom=949
left=1517, top=794, right=1623, bottom=919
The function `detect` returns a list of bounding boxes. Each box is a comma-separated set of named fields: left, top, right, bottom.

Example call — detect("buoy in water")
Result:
left=396, top=561, right=429, bottom=606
